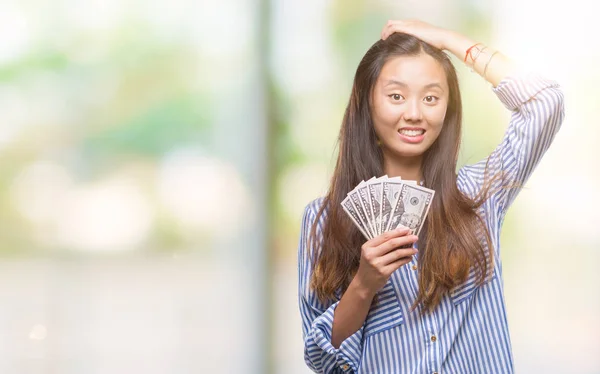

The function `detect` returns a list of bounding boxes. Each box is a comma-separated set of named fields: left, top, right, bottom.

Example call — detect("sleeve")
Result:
left=298, top=200, right=364, bottom=373
left=458, top=71, right=565, bottom=219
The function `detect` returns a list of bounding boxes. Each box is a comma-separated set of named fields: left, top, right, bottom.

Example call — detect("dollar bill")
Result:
left=381, top=178, right=404, bottom=233
left=367, top=178, right=383, bottom=235
left=357, top=182, right=376, bottom=237
left=341, top=176, right=434, bottom=242
left=387, top=183, right=434, bottom=236
left=341, top=196, right=371, bottom=239
left=356, top=177, right=377, bottom=237
left=348, top=183, right=374, bottom=239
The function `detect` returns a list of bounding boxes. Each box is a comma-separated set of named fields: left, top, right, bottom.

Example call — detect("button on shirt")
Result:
left=298, top=73, right=564, bottom=373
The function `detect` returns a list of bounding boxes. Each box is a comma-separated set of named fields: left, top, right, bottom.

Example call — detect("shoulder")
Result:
left=305, top=196, right=326, bottom=214
left=302, top=197, right=327, bottom=225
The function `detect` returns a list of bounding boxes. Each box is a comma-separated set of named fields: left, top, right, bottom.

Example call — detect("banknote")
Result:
left=367, top=178, right=383, bottom=235
left=387, top=183, right=434, bottom=236
left=348, top=183, right=374, bottom=239
left=341, top=196, right=371, bottom=240
left=342, top=176, right=434, bottom=240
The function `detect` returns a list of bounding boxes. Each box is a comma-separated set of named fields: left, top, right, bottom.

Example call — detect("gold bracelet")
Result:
left=483, top=51, right=499, bottom=79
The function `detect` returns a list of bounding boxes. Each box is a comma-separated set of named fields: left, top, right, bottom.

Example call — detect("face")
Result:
left=371, top=53, right=449, bottom=160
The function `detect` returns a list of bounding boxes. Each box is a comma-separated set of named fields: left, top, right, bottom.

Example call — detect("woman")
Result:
left=298, top=20, right=564, bottom=373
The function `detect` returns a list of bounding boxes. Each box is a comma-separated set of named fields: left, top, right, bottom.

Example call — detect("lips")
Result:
left=397, top=127, right=426, bottom=144
left=398, top=127, right=426, bottom=137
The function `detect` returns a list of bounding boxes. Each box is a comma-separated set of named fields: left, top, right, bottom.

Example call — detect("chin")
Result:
left=389, top=146, right=428, bottom=159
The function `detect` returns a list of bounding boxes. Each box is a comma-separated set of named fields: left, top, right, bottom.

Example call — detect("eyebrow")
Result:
left=384, top=80, right=444, bottom=91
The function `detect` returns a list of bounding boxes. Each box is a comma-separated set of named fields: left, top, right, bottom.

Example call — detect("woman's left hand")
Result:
left=380, top=20, right=455, bottom=50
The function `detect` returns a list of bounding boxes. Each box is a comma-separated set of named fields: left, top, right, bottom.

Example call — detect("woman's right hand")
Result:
left=353, top=227, right=418, bottom=297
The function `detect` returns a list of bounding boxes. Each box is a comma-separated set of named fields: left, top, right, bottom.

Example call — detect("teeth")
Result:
left=399, top=129, right=425, bottom=137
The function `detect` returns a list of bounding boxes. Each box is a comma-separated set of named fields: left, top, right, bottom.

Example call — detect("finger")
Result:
left=373, top=234, right=418, bottom=256
left=380, top=246, right=418, bottom=266
left=365, top=227, right=411, bottom=248
left=381, top=20, right=396, bottom=39
left=382, top=20, right=404, bottom=40
left=383, top=255, right=413, bottom=274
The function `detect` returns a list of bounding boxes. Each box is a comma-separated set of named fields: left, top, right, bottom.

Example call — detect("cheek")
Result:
left=372, top=102, right=402, bottom=128
left=425, top=106, right=447, bottom=130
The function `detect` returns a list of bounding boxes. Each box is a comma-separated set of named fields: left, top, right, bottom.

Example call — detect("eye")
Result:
left=424, top=96, right=439, bottom=104
left=389, top=94, right=404, bottom=101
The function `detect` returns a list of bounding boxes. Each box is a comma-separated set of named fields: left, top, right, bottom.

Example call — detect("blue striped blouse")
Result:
left=298, top=72, right=565, bottom=374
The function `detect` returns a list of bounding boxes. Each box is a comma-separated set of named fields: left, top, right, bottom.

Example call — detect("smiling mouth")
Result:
left=398, top=128, right=426, bottom=137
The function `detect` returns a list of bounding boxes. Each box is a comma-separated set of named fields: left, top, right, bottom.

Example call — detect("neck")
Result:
left=383, top=154, right=423, bottom=182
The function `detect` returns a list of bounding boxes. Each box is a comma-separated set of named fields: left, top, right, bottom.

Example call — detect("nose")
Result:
left=403, top=100, right=423, bottom=122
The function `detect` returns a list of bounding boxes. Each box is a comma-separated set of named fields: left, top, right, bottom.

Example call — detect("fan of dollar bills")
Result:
left=341, top=176, right=435, bottom=240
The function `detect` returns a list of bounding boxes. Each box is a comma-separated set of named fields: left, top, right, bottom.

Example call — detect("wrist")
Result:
left=349, top=275, right=376, bottom=301
left=443, top=31, right=477, bottom=61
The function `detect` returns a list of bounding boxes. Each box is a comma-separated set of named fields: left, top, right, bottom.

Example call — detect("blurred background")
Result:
left=0, top=0, right=598, bottom=373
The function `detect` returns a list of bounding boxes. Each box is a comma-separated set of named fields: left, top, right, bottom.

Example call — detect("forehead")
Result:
left=377, top=53, right=448, bottom=90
